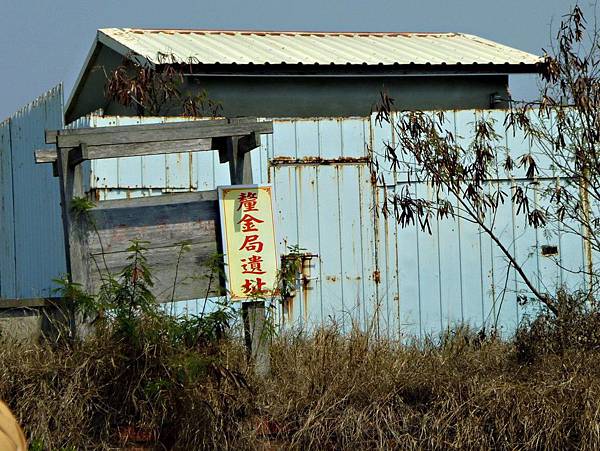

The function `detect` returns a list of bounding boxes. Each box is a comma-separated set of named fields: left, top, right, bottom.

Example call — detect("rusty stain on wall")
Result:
left=270, top=156, right=369, bottom=166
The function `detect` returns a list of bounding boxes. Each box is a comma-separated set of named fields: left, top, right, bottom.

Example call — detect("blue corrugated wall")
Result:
left=75, top=112, right=589, bottom=338
left=0, top=85, right=66, bottom=299
left=0, top=106, right=587, bottom=337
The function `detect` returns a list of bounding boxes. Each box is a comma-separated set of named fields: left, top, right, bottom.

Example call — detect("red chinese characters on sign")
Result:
left=237, top=192, right=259, bottom=212
left=239, top=234, right=264, bottom=253
left=241, top=255, right=266, bottom=275
left=241, top=277, right=267, bottom=295
left=238, top=214, right=264, bottom=232
left=237, top=192, right=267, bottom=296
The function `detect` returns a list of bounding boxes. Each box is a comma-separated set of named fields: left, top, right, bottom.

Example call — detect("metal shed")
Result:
left=1, top=30, right=575, bottom=339
left=65, top=29, right=544, bottom=122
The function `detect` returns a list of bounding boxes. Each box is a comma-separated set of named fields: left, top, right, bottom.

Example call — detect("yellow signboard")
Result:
left=218, top=185, right=278, bottom=300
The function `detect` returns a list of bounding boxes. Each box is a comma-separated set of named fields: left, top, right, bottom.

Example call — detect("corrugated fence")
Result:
left=0, top=85, right=66, bottom=299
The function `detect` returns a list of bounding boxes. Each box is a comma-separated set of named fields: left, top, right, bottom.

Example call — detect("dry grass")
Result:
left=1, top=323, right=600, bottom=450
left=264, top=327, right=600, bottom=450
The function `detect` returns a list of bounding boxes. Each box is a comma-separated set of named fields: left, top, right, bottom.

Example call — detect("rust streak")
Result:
left=270, top=156, right=369, bottom=166
left=373, top=270, right=381, bottom=284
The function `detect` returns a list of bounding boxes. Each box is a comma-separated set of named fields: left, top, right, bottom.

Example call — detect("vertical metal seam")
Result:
left=454, top=111, right=465, bottom=323
left=293, top=122, right=302, bottom=323
left=478, top=225, right=485, bottom=326
left=392, top=112, right=401, bottom=339
left=357, top=120, right=368, bottom=331
left=511, top=181, right=520, bottom=323
left=8, top=117, right=17, bottom=297
left=505, top=122, right=520, bottom=326
left=436, top=203, right=443, bottom=332
left=336, top=120, right=346, bottom=331
left=316, top=120, right=324, bottom=325
left=368, top=116, right=383, bottom=337
left=340, top=120, right=344, bottom=158
left=357, top=164, right=367, bottom=332
left=489, top=209, right=497, bottom=324
left=336, top=165, right=346, bottom=332
left=529, top=123, right=542, bottom=295
left=259, top=132, right=263, bottom=183
left=415, top=183, right=423, bottom=340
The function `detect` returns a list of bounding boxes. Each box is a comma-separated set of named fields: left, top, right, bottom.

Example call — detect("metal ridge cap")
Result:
left=100, top=27, right=461, bottom=37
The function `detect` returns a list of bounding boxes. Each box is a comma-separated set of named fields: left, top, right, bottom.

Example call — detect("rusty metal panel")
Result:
left=1, top=85, right=66, bottom=298
left=269, top=118, right=378, bottom=332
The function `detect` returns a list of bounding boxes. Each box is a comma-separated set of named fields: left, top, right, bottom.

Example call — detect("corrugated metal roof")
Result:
left=98, top=28, right=542, bottom=67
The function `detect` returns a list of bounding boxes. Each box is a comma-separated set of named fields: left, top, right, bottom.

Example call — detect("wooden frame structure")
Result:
left=37, top=118, right=273, bottom=302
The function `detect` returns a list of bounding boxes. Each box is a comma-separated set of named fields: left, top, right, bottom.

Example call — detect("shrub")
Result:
left=515, top=289, right=600, bottom=362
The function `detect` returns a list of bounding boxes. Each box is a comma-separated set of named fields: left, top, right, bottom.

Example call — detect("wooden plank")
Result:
left=53, top=117, right=261, bottom=137
left=86, top=199, right=223, bottom=302
left=45, top=130, right=57, bottom=144
left=34, top=149, right=57, bottom=164
left=93, top=190, right=217, bottom=210
left=0, top=297, right=62, bottom=309
left=41, top=140, right=215, bottom=165
left=87, top=199, right=219, bottom=255
left=88, top=241, right=221, bottom=302
left=80, top=137, right=213, bottom=162
left=84, top=195, right=222, bottom=302
left=56, top=121, right=273, bottom=148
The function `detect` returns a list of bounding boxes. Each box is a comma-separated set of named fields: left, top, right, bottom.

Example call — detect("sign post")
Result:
left=218, top=185, right=277, bottom=376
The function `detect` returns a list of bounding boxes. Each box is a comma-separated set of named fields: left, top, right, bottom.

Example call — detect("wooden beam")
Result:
left=35, top=149, right=58, bottom=164
left=238, top=132, right=261, bottom=154
left=45, top=130, right=58, bottom=145
left=53, top=117, right=261, bottom=137
left=38, top=138, right=214, bottom=165
left=226, top=136, right=253, bottom=184
left=55, top=121, right=273, bottom=148
left=92, top=189, right=217, bottom=210
left=0, top=297, right=62, bottom=309
left=70, top=138, right=213, bottom=165
left=56, top=146, right=88, bottom=305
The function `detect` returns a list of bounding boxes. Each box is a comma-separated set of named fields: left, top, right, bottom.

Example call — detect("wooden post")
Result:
left=226, top=136, right=253, bottom=185
left=242, top=301, right=271, bottom=377
left=56, top=145, right=92, bottom=340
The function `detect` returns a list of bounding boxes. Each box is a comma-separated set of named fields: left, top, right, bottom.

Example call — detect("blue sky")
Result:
left=0, top=0, right=591, bottom=120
